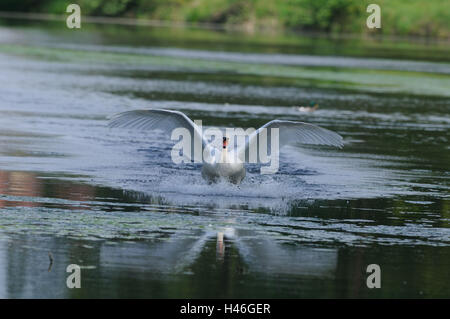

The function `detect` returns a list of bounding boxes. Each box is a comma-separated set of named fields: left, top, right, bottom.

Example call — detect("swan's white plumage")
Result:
left=109, top=109, right=206, bottom=148
left=238, top=120, right=343, bottom=163
left=108, top=109, right=343, bottom=184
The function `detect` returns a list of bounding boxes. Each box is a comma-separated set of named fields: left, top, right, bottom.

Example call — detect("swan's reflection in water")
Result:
left=0, top=170, right=336, bottom=297
left=97, top=226, right=337, bottom=278
left=216, top=231, right=225, bottom=262
left=0, top=226, right=338, bottom=298
left=1, top=171, right=447, bottom=298
left=232, top=229, right=337, bottom=277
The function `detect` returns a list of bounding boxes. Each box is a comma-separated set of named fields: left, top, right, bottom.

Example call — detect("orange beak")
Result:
left=223, top=137, right=228, bottom=149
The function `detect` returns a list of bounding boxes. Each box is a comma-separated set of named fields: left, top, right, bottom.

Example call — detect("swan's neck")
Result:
left=221, top=147, right=228, bottom=163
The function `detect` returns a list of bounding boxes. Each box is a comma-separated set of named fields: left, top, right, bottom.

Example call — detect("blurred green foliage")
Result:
left=0, top=0, right=448, bottom=37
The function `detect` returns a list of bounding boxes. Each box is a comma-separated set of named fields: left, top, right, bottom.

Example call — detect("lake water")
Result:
left=0, top=19, right=449, bottom=298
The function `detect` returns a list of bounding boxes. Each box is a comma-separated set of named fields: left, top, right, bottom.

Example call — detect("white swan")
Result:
left=108, top=109, right=343, bottom=184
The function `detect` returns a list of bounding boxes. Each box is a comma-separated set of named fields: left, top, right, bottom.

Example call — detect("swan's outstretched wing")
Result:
left=239, top=120, right=343, bottom=161
left=108, top=109, right=207, bottom=149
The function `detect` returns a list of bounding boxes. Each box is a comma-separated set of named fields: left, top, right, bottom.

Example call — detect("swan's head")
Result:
left=223, top=137, right=229, bottom=149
